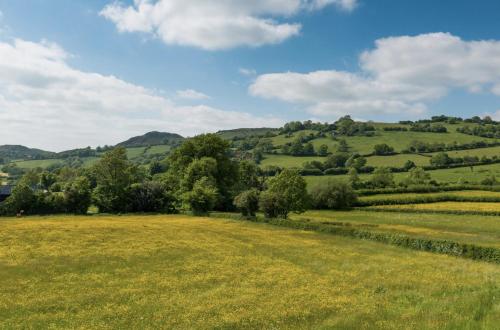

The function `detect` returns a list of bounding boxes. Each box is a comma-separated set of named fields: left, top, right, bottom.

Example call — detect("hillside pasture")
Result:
left=0, top=214, right=499, bottom=329
left=260, top=154, right=325, bottom=168
left=12, top=157, right=99, bottom=169
left=370, top=201, right=500, bottom=215
left=358, top=190, right=500, bottom=205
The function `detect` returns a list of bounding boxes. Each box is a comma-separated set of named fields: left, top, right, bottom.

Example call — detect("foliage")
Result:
left=127, top=181, right=177, bottom=213
left=183, top=177, right=219, bottom=215
left=64, top=177, right=92, bottom=214
left=260, top=169, right=308, bottom=218
left=370, top=167, right=395, bottom=188
left=233, top=189, right=260, bottom=217
left=373, top=143, right=395, bottom=155
left=310, top=180, right=357, bottom=209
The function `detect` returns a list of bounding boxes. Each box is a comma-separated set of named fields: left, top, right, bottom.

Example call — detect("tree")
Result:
left=233, top=189, right=260, bottom=217
left=128, top=181, right=176, bottom=213
left=405, top=167, right=431, bottom=185
left=373, top=144, right=395, bottom=155
left=430, top=152, right=452, bottom=166
left=237, top=161, right=263, bottom=192
left=317, top=144, right=329, bottom=156
left=310, top=180, right=357, bottom=209
left=324, top=152, right=350, bottom=168
left=303, top=142, right=315, bottom=156
left=345, top=155, right=367, bottom=170
left=259, top=169, right=308, bottom=218
left=168, top=134, right=238, bottom=210
left=183, top=177, right=219, bottom=215
left=40, top=172, right=57, bottom=191
left=403, top=160, right=416, bottom=171
left=181, top=157, right=218, bottom=192
left=92, top=147, right=136, bottom=213
left=64, top=176, right=92, bottom=214
left=348, top=168, right=361, bottom=189
left=4, top=184, right=36, bottom=214
left=370, top=167, right=394, bottom=188
left=337, top=139, right=349, bottom=152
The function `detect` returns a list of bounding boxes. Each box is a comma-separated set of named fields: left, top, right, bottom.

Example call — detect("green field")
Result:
left=428, top=145, right=500, bottom=158
left=0, top=214, right=499, bottom=328
left=305, top=163, right=500, bottom=188
left=293, top=210, right=500, bottom=249
left=260, top=154, right=324, bottom=168
left=358, top=190, right=500, bottom=205
left=12, top=157, right=99, bottom=169
left=365, top=154, right=430, bottom=167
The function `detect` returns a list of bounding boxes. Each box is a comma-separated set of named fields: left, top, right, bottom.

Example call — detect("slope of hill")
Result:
left=0, top=145, right=56, bottom=161
left=116, top=131, right=184, bottom=148
left=216, top=127, right=278, bottom=140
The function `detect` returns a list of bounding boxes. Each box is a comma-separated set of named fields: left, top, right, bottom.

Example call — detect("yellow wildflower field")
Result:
left=0, top=214, right=499, bottom=329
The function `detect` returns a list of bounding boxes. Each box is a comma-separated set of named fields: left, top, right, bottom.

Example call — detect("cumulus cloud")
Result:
left=100, top=0, right=358, bottom=50
left=0, top=38, right=283, bottom=151
left=176, top=89, right=210, bottom=100
left=250, top=33, right=500, bottom=118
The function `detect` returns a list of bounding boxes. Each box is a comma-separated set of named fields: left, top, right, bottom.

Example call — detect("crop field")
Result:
left=1, top=214, right=499, bottom=328
left=370, top=202, right=500, bottom=215
left=358, top=190, right=500, bottom=205
left=293, top=210, right=500, bottom=249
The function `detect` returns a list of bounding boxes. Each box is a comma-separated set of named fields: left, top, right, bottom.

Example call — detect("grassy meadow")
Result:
left=1, top=214, right=499, bottom=329
left=371, top=201, right=500, bottom=215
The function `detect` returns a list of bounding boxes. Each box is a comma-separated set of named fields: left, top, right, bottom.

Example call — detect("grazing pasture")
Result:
left=370, top=201, right=500, bottom=215
left=0, top=214, right=499, bottom=329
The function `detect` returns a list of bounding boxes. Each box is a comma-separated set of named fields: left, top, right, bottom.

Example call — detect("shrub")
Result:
left=183, top=177, right=218, bottom=215
left=310, top=180, right=357, bottom=209
left=64, top=177, right=92, bottom=214
left=373, top=144, right=395, bottom=155
left=233, top=189, right=260, bottom=217
left=260, top=169, right=308, bottom=218
left=128, top=181, right=177, bottom=213
left=370, top=167, right=394, bottom=188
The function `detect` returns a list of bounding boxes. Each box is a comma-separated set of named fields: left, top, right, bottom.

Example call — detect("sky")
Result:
left=0, top=0, right=499, bottom=151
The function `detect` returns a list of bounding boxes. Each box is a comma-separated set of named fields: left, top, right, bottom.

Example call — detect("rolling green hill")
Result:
left=116, top=131, right=184, bottom=148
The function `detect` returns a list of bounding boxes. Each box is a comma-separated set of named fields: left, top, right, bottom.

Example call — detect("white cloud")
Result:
left=250, top=33, right=500, bottom=119
left=0, top=38, right=283, bottom=151
left=490, top=110, right=500, bottom=121
left=100, top=0, right=358, bottom=50
left=176, top=89, right=210, bottom=100
left=239, top=68, right=257, bottom=76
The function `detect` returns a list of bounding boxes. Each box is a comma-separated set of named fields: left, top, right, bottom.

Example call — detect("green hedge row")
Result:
left=356, top=195, right=500, bottom=206
left=213, top=213, right=500, bottom=264
left=355, top=185, right=500, bottom=196
left=359, top=207, right=500, bottom=217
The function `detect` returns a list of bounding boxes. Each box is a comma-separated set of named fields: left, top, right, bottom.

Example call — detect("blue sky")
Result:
left=0, top=0, right=499, bottom=150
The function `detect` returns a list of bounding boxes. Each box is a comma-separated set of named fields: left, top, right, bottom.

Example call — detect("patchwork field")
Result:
left=12, top=157, right=99, bottom=169
left=357, top=190, right=500, bottom=205
left=1, top=214, right=499, bottom=329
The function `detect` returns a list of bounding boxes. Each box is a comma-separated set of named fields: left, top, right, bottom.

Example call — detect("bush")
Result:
left=373, top=144, right=395, bottom=155
left=64, top=177, right=92, bottom=214
left=183, top=177, right=218, bottom=215
left=259, top=169, right=308, bottom=218
left=310, top=180, right=357, bottom=209
left=233, top=189, right=260, bottom=217
left=128, top=181, right=177, bottom=213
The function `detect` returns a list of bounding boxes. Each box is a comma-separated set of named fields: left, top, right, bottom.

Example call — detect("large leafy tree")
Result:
left=92, top=147, right=138, bottom=213
left=168, top=134, right=238, bottom=210
left=259, top=169, right=308, bottom=218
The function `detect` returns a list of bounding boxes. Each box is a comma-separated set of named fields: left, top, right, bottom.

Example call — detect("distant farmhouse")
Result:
left=0, top=185, right=12, bottom=202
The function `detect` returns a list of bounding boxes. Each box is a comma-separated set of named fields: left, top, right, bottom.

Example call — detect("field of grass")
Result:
left=260, top=154, right=324, bottom=168
left=304, top=163, right=500, bottom=188
left=145, top=144, right=171, bottom=155
left=1, top=214, right=499, bottom=328
left=12, top=157, right=99, bottom=169
left=292, top=210, right=500, bottom=249
left=365, top=154, right=430, bottom=167
left=125, top=146, right=147, bottom=159
left=428, top=145, right=500, bottom=158
left=370, top=202, right=500, bottom=215
left=358, top=190, right=500, bottom=204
